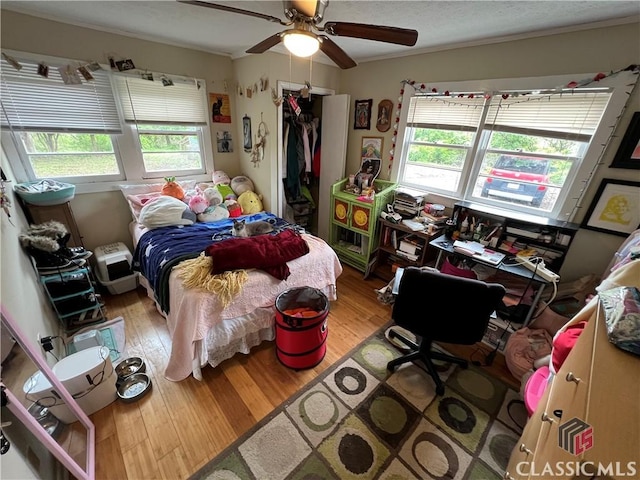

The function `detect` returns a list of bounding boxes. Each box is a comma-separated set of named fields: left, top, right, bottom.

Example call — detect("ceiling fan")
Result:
left=178, top=0, right=418, bottom=69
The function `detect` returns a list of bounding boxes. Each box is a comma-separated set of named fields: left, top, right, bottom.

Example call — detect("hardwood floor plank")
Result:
left=93, top=264, right=520, bottom=479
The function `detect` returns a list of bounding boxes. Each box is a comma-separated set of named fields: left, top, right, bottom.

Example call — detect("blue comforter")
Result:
left=132, top=212, right=293, bottom=313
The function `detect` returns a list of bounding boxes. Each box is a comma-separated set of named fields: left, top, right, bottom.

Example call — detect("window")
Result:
left=113, top=74, right=209, bottom=178
left=1, top=51, right=214, bottom=189
left=1, top=53, right=124, bottom=183
left=395, top=72, right=637, bottom=219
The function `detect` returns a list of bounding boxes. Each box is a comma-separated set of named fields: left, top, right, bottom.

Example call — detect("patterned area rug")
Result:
left=192, top=327, right=527, bottom=480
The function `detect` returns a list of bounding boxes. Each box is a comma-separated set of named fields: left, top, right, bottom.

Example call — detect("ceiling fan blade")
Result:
left=323, top=22, right=418, bottom=46
left=178, top=1, right=288, bottom=25
left=317, top=36, right=357, bottom=69
left=246, top=32, right=284, bottom=54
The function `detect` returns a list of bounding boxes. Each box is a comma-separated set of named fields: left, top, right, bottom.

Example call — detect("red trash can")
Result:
left=275, top=287, right=329, bottom=369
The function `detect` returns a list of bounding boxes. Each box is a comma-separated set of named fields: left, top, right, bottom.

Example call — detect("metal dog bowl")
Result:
left=115, top=357, right=146, bottom=380
left=117, top=373, right=152, bottom=403
left=28, top=403, right=64, bottom=438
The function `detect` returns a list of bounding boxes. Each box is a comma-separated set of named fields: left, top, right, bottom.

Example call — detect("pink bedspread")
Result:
left=164, top=234, right=342, bottom=381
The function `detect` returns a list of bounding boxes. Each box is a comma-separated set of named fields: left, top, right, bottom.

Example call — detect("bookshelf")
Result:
left=368, top=218, right=442, bottom=281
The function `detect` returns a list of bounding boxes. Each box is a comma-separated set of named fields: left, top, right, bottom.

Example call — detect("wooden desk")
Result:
left=429, top=235, right=549, bottom=325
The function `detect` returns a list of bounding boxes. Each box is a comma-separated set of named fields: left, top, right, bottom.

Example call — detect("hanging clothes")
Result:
left=286, top=117, right=301, bottom=199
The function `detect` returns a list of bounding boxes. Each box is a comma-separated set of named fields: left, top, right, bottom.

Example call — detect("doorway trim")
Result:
left=274, top=81, right=335, bottom=218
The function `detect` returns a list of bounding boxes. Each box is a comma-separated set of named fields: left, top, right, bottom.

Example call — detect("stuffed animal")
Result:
left=224, top=199, right=243, bottom=218
left=161, top=176, right=185, bottom=200
left=202, top=187, right=223, bottom=207
left=237, top=191, right=264, bottom=215
left=230, top=175, right=255, bottom=197
left=197, top=204, right=229, bottom=223
left=188, top=192, right=208, bottom=215
left=212, top=170, right=236, bottom=201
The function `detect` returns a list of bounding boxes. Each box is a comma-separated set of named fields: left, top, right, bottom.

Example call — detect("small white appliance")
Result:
left=23, top=346, right=117, bottom=424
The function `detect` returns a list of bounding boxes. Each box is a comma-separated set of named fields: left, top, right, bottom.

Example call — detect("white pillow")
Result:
left=138, top=195, right=194, bottom=229
left=119, top=180, right=196, bottom=221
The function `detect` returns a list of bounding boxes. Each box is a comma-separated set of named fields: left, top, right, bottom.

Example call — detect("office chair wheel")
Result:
left=436, top=385, right=445, bottom=396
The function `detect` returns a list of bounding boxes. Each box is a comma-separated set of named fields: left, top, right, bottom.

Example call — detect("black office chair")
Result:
left=387, top=267, right=506, bottom=395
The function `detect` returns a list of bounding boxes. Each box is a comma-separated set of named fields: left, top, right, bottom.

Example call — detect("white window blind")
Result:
left=0, top=57, right=122, bottom=134
left=486, top=90, right=612, bottom=139
left=113, top=74, right=208, bottom=125
left=406, top=95, right=486, bottom=130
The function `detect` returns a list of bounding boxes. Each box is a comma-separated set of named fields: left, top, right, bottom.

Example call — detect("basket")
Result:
left=14, top=180, right=76, bottom=206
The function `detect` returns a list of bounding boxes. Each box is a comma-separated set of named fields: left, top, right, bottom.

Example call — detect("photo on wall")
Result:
left=216, top=131, right=233, bottom=153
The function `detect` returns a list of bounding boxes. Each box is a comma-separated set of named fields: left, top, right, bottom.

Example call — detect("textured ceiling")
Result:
left=2, top=1, right=639, bottom=67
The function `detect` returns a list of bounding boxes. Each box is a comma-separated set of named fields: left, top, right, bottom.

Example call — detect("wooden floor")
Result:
left=92, top=265, right=519, bottom=479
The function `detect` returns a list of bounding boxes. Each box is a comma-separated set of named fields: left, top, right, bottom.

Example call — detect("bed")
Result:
left=130, top=211, right=342, bottom=381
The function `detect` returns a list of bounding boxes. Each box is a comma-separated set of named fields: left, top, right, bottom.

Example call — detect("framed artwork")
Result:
left=361, top=136, right=383, bottom=160
left=216, top=131, right=233, bottom=153
left=210, top=93, right=232, bottom=123
left=242, top=115, right=252, bottom=152
left=376, top=99, right=393, bottom=132
left=354, top=99, right=372, bottom=130
left=581, top=178, right=640, bottom=236
left=610, top=111, right=640, bottom=169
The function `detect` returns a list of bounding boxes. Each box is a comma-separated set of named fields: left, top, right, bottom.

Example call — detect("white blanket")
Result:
left=164, top=234, right=342, bottom=381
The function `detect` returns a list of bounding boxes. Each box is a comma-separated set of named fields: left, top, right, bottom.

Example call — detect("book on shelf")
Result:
left=395, top=250, right=419, bottom=262
left=453, top=240, right=506, bottom=266
left=399, top=236, right=422, bottom=256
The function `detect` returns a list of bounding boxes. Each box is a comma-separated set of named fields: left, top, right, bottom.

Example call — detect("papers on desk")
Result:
left=453, top=240, right=506, bottom=266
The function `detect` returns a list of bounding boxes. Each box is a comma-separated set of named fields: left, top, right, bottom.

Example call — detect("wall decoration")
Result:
left=354, top=99, right=373, bottom=130
left=361, top=136, right=383, bottom=161
left=610, top=111, right=640, bottom=169
left=376, top=99, right=393, bottom=132
left=251, top=115, right=268, bottom=167
left=243, top=115, right=252, bottom=152
left=210, top=93, right=232, bottom=123
left=216, top=131, right=233, bottom=153
left=582, top=178, right=640, bottom=236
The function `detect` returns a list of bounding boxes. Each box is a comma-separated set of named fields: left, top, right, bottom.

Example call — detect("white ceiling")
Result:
left=3, top=1, right=639, bottom=68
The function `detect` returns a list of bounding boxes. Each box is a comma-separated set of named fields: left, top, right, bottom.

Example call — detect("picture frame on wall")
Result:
left=610, top=112, right=640, bottom=169
left=376, top=99, right=393, bottom=132
left=242, top=115, right=252, bottom=152
left=354, top=99, right=373, bottom=130
left=581, top=178, right=640, bottom=236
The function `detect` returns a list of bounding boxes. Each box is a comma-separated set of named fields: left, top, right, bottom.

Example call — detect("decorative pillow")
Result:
left=119, top=180, right=196, bottom=221
left=139, top=195, right=195, bottom=229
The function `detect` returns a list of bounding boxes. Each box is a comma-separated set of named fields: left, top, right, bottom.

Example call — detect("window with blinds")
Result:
left=113, top=74, right=208, bottom=176
left=399, top=86, right=613, bottom=214
left=0, top=54, right=124, bottom=181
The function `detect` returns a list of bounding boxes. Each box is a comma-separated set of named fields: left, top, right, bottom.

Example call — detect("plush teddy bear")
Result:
left=237, top=191, right=264, bottom=215
left=230, top=175, right=255, bottom=197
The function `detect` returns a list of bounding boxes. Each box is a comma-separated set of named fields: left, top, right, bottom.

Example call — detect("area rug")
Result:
left=191, top=326, right=527, bottom=480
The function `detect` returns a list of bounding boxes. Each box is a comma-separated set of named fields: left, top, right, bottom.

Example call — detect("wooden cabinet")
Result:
left=504, top=302, right=640, bottom=479
left=329, top=179, right=396, bottom=276
left=370, top=218, right=441, bottom=281
left=23, top=201, right=84, bottom=247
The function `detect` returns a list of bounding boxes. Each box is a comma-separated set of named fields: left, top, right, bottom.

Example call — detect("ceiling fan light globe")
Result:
left=283, top=32, right=320, bottom=57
